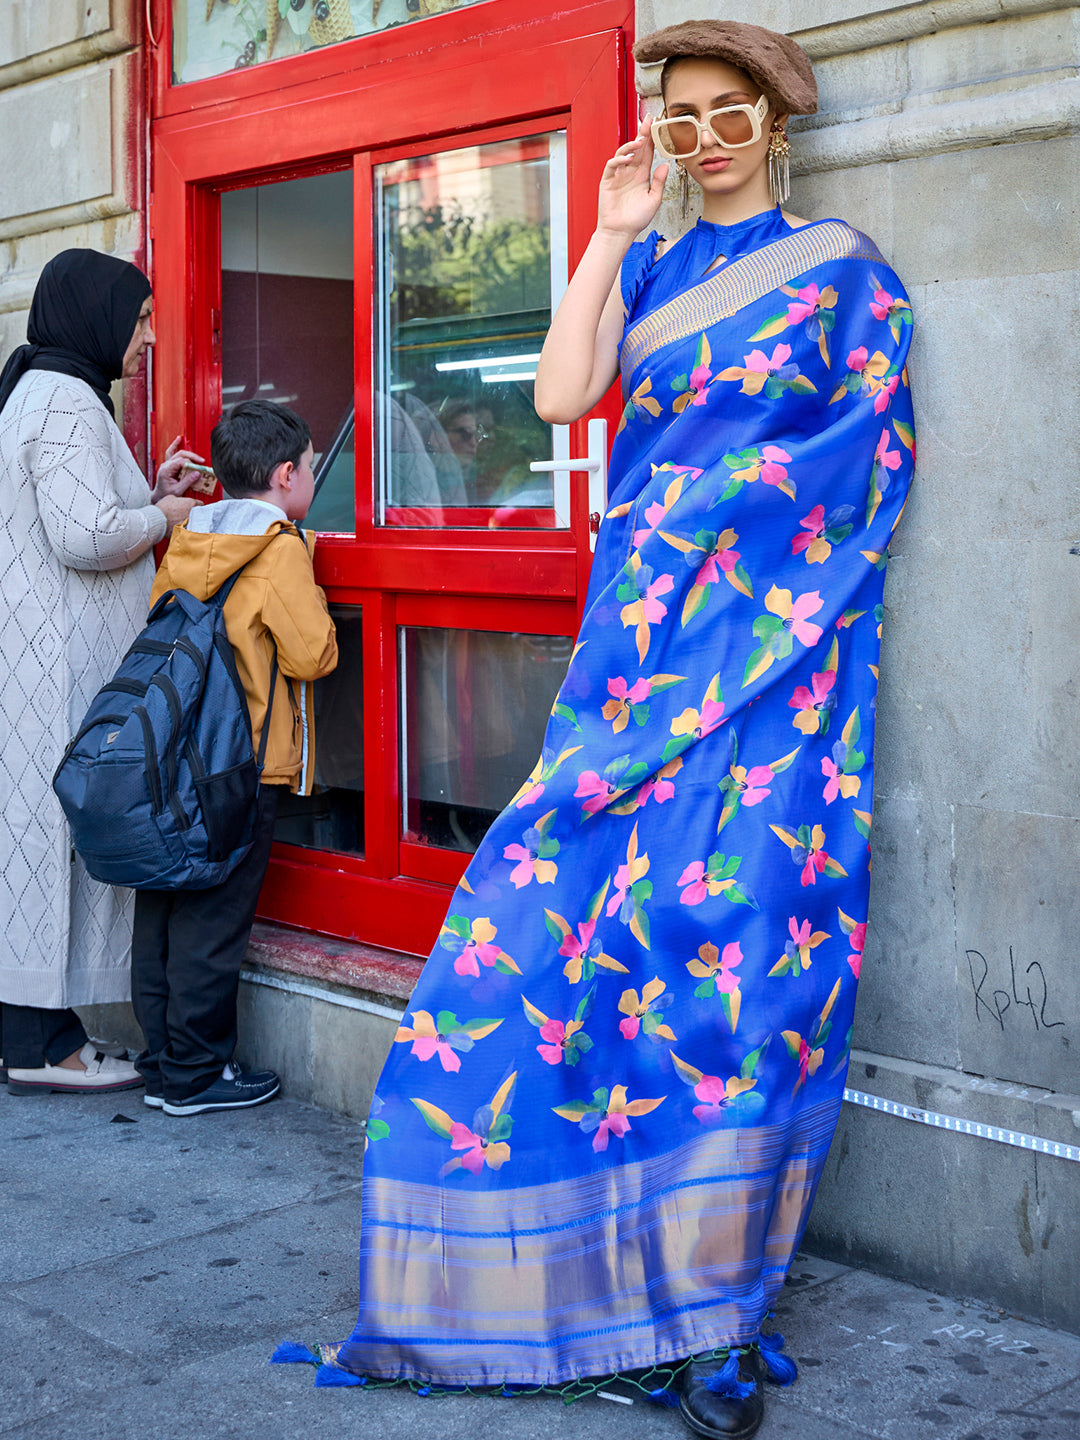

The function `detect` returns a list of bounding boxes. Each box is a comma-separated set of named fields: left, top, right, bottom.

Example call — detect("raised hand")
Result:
left=152, top=435, right=206, bottom=501
left=597, top=116, right=670, bottom=240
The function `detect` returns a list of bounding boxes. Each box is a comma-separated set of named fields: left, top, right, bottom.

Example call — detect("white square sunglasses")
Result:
left=652, top=93, right=770, bottom=160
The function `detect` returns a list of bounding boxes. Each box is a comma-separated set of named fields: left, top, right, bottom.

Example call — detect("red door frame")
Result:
left=148, top=0, right=634, bottom=956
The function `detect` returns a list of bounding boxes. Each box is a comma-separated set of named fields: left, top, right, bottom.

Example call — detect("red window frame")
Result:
left=148, top=0, right=634, bottom=957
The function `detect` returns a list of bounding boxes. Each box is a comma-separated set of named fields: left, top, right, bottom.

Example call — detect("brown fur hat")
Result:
left=633, top=20, right=817, bottom=116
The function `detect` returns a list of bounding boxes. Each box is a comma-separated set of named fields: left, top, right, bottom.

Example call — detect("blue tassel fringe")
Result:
left=647, top=1386, right=681, bottom=1408
left=314, top=1363, right=365, bottom=1387
left=758, top=1331, right=798, bottom=1386
left=270, top=1341, right=318, bottom=1366
left=703, top=1353, right=756, bottom=1401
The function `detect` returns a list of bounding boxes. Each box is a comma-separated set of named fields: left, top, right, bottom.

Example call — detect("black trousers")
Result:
left=131, top=786, right=280, bottom=1102
left=0, top=1004, right=88, bottom=1070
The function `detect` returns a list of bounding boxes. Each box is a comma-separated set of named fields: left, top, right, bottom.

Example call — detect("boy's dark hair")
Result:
left=210, top=399, right=311, bottom=497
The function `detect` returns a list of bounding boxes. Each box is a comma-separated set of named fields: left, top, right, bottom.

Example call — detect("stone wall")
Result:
left=637, top=0, right=1080, bottom=1329
left=0, top=0, right=146, bottom=456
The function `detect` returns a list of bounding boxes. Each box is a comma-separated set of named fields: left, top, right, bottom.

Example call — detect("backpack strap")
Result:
left=256, top=646, right=279, bottom=775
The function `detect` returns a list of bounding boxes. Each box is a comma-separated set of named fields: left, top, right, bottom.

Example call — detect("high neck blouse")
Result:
left=621, top=207, right=795, bottom=329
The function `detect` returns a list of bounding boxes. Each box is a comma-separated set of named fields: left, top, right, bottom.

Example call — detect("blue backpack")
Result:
left=53, top=570, right=277, bottom=890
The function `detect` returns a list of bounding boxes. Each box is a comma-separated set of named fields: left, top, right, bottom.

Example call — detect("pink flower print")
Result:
left=743, top=343, right=795, bottom=394
left=765, top=586, right=824, bottom=647
left=637, top=763, right=678, bottom=807
left=575, top=770, right=618, bottom=815
left=786, top=283, right=825, bottom=325
left=867, top=429, right=903, bottom=527
left=839, top=906, right=867, bottom=978
left=789, top=669, right=837, bottom=735
left=875, top=429, right=902, bottom=477
left=759, top=445, right=792, bottom=488
left=592, top=1111, right=631, bottom=1152
left=821, top=753, right=861, bottom=804
left=503, top=818, right=559, bottom=889
left=618, top=560, right=675, bottom=663
left=447, top=1122, right=511, bottom=1175
left=739, top=764, right=775, bottom=805
left=669, top=696, right=726, bottom=744
left=870, top=288, right=894, bottom=321
left=515, top=780, right=544, bottom=808
left=714, top=942, right=743, bottom=994
left=847, top=923, right=866, bottom=977
left=792, top=505, right=827, bottom=561
left=633, top=499, right=670, bottom=549
left=687, top=361, right=713, bottom=406
left=868, top=285, right=913, bottom=342
left=537, top=1018, right=570, bottom=1065
left=768, top=916, right=830, bottom=978
left=691, top=1073, right=729, bottom=1124
left=686, top=940, right=743, bottom=1023
left=559, top=918, right=598, bottom=970
left=602, top=676, right=651, bottom=734
left=676, top=860, right=709, bottom=906
left=696, top=536, right=739, bottom=588
left=452, top=918, right=503, bottom=977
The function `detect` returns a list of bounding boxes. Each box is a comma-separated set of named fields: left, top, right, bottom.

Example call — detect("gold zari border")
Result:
left=620, top=220, right=885, bottom=385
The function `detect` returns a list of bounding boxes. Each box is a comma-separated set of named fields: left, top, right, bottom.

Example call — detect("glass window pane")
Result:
left=375, top=133, right=569, bottom=529
left=400, top=627, right=572, bottom=852
left=173, top=0, right=492, bottom=86
left=273, top=605, right=364, bottom=855
left=220, top=171, right=355, bottom=532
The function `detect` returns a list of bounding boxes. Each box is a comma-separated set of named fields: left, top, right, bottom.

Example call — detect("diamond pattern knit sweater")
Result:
left=0, top=371, right=167, bottom=1007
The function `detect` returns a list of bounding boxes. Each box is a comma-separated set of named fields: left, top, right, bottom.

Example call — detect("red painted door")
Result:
left=150, top=0, right=633, bottom=955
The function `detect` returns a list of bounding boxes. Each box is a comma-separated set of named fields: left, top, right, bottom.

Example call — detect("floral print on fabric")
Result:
left=341, top=218, right=915, bottom=1388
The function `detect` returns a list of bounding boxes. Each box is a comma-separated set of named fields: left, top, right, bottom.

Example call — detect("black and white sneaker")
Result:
left=162, top=1063, right=280, bottom=1116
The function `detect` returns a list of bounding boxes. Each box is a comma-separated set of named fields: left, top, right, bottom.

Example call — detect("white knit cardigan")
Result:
left=0, top=370, right=167, bottom=1007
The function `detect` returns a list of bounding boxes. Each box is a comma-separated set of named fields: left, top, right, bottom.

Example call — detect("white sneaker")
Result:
left=7, top=1042, right=144, bottom=1095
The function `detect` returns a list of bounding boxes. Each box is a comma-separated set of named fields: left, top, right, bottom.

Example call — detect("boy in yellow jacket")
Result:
left=131, top=400, right=338, bottom=1116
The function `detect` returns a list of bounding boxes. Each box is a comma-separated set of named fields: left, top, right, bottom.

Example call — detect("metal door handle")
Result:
left=530, top=418, right=608, bottom=551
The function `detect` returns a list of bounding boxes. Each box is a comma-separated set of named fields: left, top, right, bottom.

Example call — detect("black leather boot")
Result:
left=679, top=1346, right=765, bottom=1440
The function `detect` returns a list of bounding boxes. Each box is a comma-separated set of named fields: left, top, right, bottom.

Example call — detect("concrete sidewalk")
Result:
left=2, top=1087, right=1077, bottom=1440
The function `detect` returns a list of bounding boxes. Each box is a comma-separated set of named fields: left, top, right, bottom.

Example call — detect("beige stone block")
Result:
left=855, top=794, right=961, bottom=1068
left=0, top=0, right=112, bottom=70
left=876, top=536, right=1034, bottom=812
left=905, top=9, right=1080, bottom=104
left=236, top=980, right=315, bottom=1101
left=891, top=139, right=1080, bottom=285
left=952, top=804, right=1078, bottom=1093
left=0, top=65, right=113, bottom=222
left=803, top=45, right=905, bottom=120
left=792, top=156, right=894, bottom=257
left=310, top=1001, right=397, bottom=1121
left=906, top=272, right=1080, bottom=543
left=644, top=1, right=911, bottom=36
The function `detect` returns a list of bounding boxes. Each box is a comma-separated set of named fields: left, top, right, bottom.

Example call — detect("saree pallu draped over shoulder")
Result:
left=337, top=217, right=915, bottom=1387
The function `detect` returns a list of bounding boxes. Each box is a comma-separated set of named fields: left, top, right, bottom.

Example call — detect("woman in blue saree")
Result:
left=318, top=20, right=914, bottom=1438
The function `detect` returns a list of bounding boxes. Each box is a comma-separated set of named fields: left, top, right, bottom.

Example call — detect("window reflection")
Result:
left=375, top=133, right=569, bottom=528
left=274, top=605, right=364, bottom=855
left=220, top=171, right=355, bottom=530
left=401, top=627, right=573, bottom=852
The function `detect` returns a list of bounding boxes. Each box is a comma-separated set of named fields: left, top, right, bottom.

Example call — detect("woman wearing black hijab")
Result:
left=0, top=249, right=200, bottom=1094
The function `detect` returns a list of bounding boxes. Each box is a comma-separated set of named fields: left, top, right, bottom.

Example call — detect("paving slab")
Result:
left=0, top=1088, right=363, bottom=1284
left=1, top=1087, right=1077, bottom=1440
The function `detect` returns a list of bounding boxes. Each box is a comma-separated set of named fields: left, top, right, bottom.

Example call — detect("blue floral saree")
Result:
left=336, top=210, right=915, bottom=1387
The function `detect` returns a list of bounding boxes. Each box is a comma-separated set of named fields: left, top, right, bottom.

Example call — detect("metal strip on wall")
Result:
left=843, top=1087, right=1080, bottom=1164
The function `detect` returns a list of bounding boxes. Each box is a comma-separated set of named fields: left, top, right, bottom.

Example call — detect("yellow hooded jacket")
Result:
left=150, top=499, right=338, bottom=792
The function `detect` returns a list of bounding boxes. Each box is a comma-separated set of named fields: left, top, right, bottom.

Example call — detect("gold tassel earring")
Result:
left=676, top=161, right=692, bottom=221
left=768, top=121, right=791, bottom=206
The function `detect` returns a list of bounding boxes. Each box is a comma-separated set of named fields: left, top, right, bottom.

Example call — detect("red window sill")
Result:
left=247, top=920, right=422, bottom=1006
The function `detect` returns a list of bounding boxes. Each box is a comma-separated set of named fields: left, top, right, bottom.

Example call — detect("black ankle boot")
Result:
left=679, top=1346, right=765, bottom=1440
